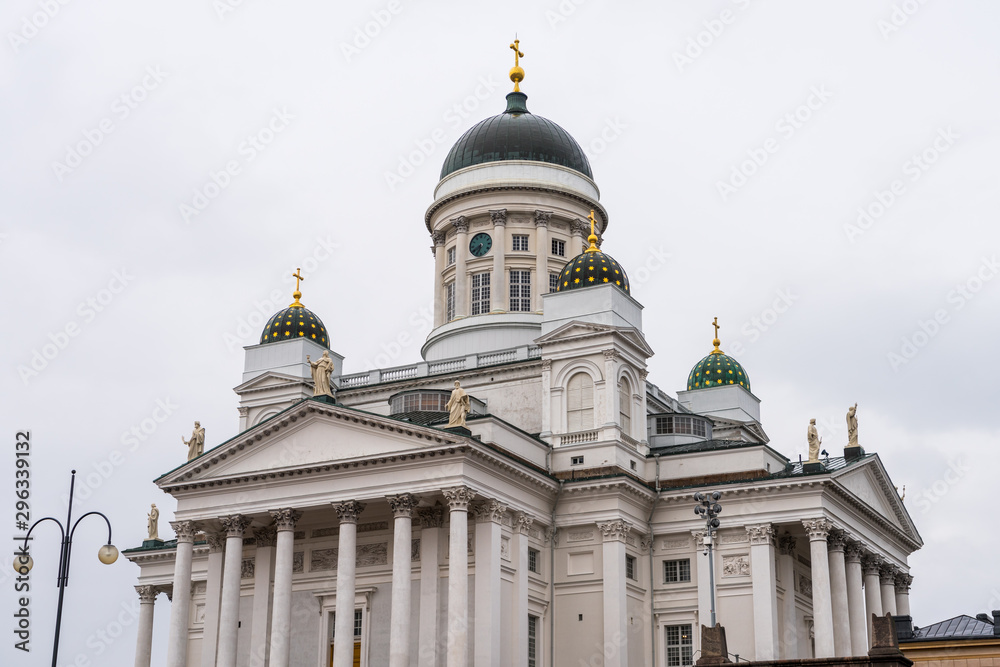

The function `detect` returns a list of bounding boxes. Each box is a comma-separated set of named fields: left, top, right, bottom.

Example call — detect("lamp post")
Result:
left=12, top=470, right=118, bottom=667
left=694, top=491, right=722, bottom=627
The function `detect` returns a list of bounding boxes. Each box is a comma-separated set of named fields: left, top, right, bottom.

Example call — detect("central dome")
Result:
left=440, top=91, right=593, bottom=180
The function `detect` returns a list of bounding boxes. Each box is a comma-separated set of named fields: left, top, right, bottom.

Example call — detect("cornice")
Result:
left=338, top=359, right=543, bottom=400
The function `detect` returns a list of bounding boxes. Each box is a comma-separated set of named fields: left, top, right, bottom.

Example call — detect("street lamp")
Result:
left=694, top=491, right=722, bottom=627
left=13, top=470, right=118, bottom=667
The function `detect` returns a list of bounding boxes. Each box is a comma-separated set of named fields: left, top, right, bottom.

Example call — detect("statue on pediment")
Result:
left=846, top=403, right=859, bottom=447
left=446, top=380, right=470, bottom=428
left=147, top=504, right=159, bottom=540
left=307, top=351, right=335, bottom=398
left=183, top=421, right=205, bottom=461
left=807, top=418, right=822, bottom=462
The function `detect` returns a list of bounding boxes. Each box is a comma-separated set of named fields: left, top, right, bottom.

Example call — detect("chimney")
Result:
left=992, top=610, right=1000, bottom=636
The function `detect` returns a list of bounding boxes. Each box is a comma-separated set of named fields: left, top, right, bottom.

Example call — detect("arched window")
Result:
left=618, top=377, right=632, bottom=434
left=566, top=373, right=594, bottom=431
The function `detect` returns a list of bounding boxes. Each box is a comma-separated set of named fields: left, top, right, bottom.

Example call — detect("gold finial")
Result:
left=710, top=317, right=723, bottom=354
left=585, top=210, right=600, bottom=253
left=509, top=38, right=525, bottom=92
left=290, top=267, right=304, bottom=308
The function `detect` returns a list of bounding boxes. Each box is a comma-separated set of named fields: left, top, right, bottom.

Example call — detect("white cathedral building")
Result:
left=126, top=51, right=922, bottom=667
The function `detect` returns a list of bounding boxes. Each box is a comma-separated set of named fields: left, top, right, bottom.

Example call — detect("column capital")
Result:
left=597, top=519, right=632, bottom=543
left=432, top=231, right=446, bottom=246
left=827, top=529, right=847, bottom=552
left=879, top=562, right=899, bottom=584
left=237, top=405, right=249, bottom=417
left=442, top=486, right=477, bottom=510
left=489, top=209, right=507, bottom=226
left=452, top=215, right=469, bottom=233
left=333, top=500, right=366, bottom=524
left=270, top=508, right=302, bottom=532
left=254, top=526, right=278, bottom=548
left=206, top=531, right=226, bottom=553
left=533, top=210, right=552, bottom=227
left=844, top=541, right=864, bottom=563
left=514, top=512, right=535, bottom=534
left=416, top=506, right=445, bottom=528
left=746, top=523, right=776, bottom=546
left=540, top=358, right=552, bottom=371
left=472, top=499, right=508, bottom=524
left=778, top=533, right=797, bottom=555
left=894, top=572, right=913, bottom=593
left=861, top=553, right=883, bottom=576
left=136, top=585, right=159, bottom=603
left=802, top=517, right=833, bottom=541
left=603, top=348, right=620, bottom=362
left=570, top=219, right=588, bottom=237
left=170, top=520, right=197, bottom=543
left=219, top=514, right=251, bottom=538
left=387, top=493, right=419, bottom=518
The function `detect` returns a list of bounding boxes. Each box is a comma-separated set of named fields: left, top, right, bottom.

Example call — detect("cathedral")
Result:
left=125, top=44, right=921, bottom=667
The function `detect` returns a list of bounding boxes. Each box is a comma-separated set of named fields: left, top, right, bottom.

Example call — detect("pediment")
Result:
left=234, top=371, right=307, bottom=393
left=833, top=459, right=920, bottom=543
left=158, top=402, right=459, bottom=486
left=535, top=321, right=654, bottom=356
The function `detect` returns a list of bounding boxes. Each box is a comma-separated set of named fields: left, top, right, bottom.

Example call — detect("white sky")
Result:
left=2, top=1, right=999, bottom=665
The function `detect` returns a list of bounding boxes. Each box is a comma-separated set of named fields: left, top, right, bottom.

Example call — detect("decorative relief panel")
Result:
left=719, top=532, right=750, bottom=545
left=312, top=527, right=338, bottom=538
left=625, top=535, right=638, bottom=548
left=293, top=531, right=306, bottom=541
left=311, top=548, right=339, bottom=572
left=501, top=536, right=511, bottom=562
left=722, top=554, right=750, bottom=577
left=566, top=530, right=594, bottom=543
left=661, top=538, right=689, bottom=550
left=292, top=551, right=304, bottom=573
left=194, top=603, right=206, bottom=624
left=241, top=558, right=255, bottom=579
left=799, top=575, right=813, bottom=598
left=411, top=539, right=420, bottom=562
left=358, top=543, right=388, bottom=567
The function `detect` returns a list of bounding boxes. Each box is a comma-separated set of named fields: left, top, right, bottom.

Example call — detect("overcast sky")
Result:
left=3, top=1, right=999, bottom=665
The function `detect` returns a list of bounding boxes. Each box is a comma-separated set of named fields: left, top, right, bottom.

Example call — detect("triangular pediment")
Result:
left=234, top=371, right=307, bottom=393
left=535, top=321, right=654, bottom=356
left=832, top=458, right=921, bottom=544
left=157, top=401, right=460, bottom=486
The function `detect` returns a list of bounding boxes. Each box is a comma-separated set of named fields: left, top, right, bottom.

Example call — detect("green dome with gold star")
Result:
left=555, top=213, right=630, bottom=294
left=259, top=269, right=330, bottom=348
left=686, top=320, right=750, bottom=391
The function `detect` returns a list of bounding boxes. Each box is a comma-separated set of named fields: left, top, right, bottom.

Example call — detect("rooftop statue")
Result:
left=446, top=380, right=470, bottom=428
left=307, top=351, right=335, bottom=398
left=807, top=418, right=822, bottom=463
left=183, top=421, right=205, bottom=461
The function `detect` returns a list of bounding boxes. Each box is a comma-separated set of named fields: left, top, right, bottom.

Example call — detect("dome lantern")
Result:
left=686, top=318, right=751, bottom=391
left=259, top=268, right=330, bottom=348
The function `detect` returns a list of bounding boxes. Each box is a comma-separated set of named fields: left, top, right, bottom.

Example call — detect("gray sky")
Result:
left=3, top=1, right=999, bottom=664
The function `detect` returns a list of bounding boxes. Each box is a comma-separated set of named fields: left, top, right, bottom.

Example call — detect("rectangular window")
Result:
left=331, top=609, right=364, bottom=639
left=509, top=270, right=531, bottom=312
left=447, top=246, right=456, bottom=266
left=445, top=282, right=455, bottom=322
left=571, top=455, right=584, bottom=466
left=549, top=273, right=559, bottom=293
left=528, top=547, right=539, bottom=574
left=663, top=558, right=692, bottom=583
left=512, top=234, right=529, bottom=251
left=528, top=615, right=539, bottom=667
left=655, top=416, right=707, bottom=437
left=551, top=238, right=566, bottom=256
left=471, top=272, right=491, bottom=315
left=626, top=554, right=636, bottom=580
left=666, top=624, right=694, bottom=667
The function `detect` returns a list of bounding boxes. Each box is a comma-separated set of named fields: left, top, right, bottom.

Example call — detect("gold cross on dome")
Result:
left=712, top=317, right=720, bottom=339
left=588, top=210, right=597, bottom=236
left=289, top=267, right=305, bottom=308
left=510, top=39, right=523, bottom=67
left=292, top=268, right=304, bottom=291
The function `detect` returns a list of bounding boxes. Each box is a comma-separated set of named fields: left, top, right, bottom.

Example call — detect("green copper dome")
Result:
left=260, top=304, right=329, bottom=348
left=687, top=349, right=751, bottom=392
left=556, top=247, right=630, bottom=294
left=440, top=91, right=593, bottom=180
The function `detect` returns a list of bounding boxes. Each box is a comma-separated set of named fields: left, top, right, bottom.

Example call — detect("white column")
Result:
left=802, top=519, right=835, bottom=658
left=827, top=531, right=851, bottom=657
left=249, top=528, right=276, bottom=667
left=862, top=554, right=883, bottom=647
left=216, top=515, right=251, bottom=667
left=433, top=232, right=446, bottom=327
left=443, top=486, right=476, bottom=667
left=747, top=524, right=779, bottom=660
left=490, top=209, right=507, bottom=312
left=895, top=573, right=913, bottom=618
left=417, top=507, right=445, bottom=667
left=474, top=499, right=507, bottom=667
left=268, top=509, right=301, bottom=667
left=512, top=513, right=535, bottom=666
left=570, top=219, right=587, bottom=257
left=880, top=564, right=898, bottom=616
left=200, top=532, right=226, bottom=666
left=134, top=586, right=159, bottom=667
left=166, top=520, right=196, bottom=667
left=388, top=494, right=418, bottom=667
left=598, top=519, right=632, bottom=667
left=777, top=534, right=798, bottom=659
left=333, top=501, right=365, bottom=667
left=844, top=543, right=868, bottom=656
left=603, top=349, right=619, bottom=426
left=534, top=211, right=551, bottom=310
left=454, top=217, right=470, bottom=318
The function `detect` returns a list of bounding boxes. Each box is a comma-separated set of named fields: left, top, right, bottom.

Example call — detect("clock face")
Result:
left=469, top=232, right=492, bottom=257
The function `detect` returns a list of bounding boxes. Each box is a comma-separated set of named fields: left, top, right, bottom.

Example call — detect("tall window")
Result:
left=445, top=282, right=455, bottom=322
left=566, top=373, right=594, bottom=431
left=666, top=625, right=694, bottom=667
left=618, top=377, right=632, bottom=435
left=528, top=547, right=539, bottom=573
left=510, top=270, right=531, bottom=311
left=471, top=272, right=491, bottom=315
left=551, top=238, right=566, bottom=256
left=549, top=273, right=559, bottom=293
left=512, top=234, right=529, bottom=251
left=447, top=246, right=456, bottom=266
left=626, top=554, right=636, bottom=580
left=664, top=559, right=691, bottom=583
left=528, top=615, right=539, bottom=667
